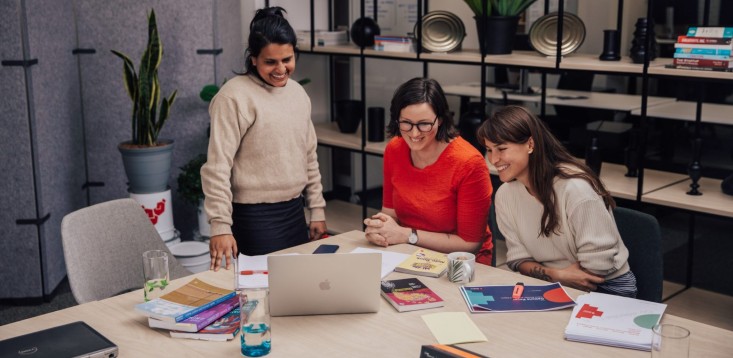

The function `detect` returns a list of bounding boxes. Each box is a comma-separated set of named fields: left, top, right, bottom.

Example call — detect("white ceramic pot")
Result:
left=130, top=189, right=174, bottom=235
left=168, top=241, right=210, bottom=274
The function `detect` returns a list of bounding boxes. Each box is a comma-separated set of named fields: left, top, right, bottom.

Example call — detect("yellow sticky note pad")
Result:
left=421, top=312, right=488, bottom=345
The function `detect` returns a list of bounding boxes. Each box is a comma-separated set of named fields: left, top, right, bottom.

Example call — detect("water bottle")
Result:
left=239, top=288, right=271, bottom=357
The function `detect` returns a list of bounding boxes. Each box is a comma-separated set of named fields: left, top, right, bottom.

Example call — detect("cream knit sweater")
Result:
left=497, top=177, right=630, bottom=280
left=201, top=74, right=325, bottom=237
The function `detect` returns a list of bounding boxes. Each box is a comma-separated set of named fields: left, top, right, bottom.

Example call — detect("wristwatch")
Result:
left=408, top=229, right=419, bottom=245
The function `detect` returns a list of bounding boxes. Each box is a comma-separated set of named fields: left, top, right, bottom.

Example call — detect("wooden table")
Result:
left=2, top=231, right=732, bottom=357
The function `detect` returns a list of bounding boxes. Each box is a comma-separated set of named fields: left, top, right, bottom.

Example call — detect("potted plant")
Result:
left=177, top=153, right=209, bottom=237
left=463, top=0, right=538, bottom=54
left=112, top=9, right=178, bottom=194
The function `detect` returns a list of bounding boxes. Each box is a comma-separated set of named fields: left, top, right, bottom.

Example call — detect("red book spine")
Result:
left=673, top=58, right=733, bottom=68
left=677, top=36, right=732, bottom=45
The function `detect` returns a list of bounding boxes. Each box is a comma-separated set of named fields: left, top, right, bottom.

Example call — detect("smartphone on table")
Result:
left=312, top=244, right=339, bottom=254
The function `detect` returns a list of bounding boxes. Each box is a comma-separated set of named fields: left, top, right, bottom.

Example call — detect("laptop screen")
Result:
left=0, top=321, right=118, bottom=358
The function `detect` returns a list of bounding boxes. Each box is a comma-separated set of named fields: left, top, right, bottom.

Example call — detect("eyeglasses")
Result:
left=398, top=117, right=438, bottom=132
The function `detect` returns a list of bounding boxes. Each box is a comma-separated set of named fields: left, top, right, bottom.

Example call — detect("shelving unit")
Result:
left=298, top=1, right=732, bottom=252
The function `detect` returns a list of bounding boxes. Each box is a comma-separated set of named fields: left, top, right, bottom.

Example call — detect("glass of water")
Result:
left=239, top=287, right=271, bottom=357
left=142, top=250, right=169, bottom=302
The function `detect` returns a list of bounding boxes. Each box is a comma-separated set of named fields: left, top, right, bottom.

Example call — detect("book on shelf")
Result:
left=674, top=43, right=732, bottom=51
left=673, top=53, right=731, bottom=60
left=666, top=64, right=733, bottom=72
left=673, top=57, right=733, bottom=68
left=674, top=47, right=731, bottom=56
left=135, top=278, right=235, bottom=323
left=380, top=277, right=444, bottom=312
left=677, top=36, right=732, bottom=45
left=419, top=344, right=488, bottom=358
left=564, top=292, right=667, bottom=351
left=148, top=295, right=239, bottom=332
left=686, top=27, right=733, bottom=38
left=460, top=282, right=575, bottom=313
left=394, top=248, right=448, bottom=278
left=170, top=306, right=241, bottom=341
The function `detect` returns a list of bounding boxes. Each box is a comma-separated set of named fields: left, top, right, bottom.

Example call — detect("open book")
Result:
left=564, top=292, right=667, bottom=351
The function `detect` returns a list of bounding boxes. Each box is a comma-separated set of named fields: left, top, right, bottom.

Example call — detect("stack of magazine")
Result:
left=564, top=292, right=667, bottom=351
left=135, top=278, right=242, bottom=341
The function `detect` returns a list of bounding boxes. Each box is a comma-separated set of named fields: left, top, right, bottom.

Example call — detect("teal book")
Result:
left=686, top=27, right=733, bottom=38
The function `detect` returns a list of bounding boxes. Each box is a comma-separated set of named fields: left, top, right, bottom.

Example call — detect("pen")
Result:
left=240, top=270, right=268, bottom=275
left=512, top=282, right=524, bottom=300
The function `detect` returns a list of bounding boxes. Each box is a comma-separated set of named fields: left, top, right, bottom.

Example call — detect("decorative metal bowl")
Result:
left=415, top=10, right=465, bottom=53
left=529, top=12, right=586, bottom=56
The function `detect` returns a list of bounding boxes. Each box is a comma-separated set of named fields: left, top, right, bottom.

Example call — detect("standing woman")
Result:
left=477, top=105, right=637, bottom=297
left=363, top=78, right=494, bottom=265
left=202, top=6, right=327, bottom=271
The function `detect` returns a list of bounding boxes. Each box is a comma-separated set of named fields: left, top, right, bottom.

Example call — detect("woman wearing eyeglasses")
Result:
left=363, top=77, right=494, bottom=265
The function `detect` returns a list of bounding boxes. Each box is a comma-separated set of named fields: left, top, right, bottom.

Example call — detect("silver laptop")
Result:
left=268, top=253, right=382, bottom=316
left=0, top=321, right=118, bottom=358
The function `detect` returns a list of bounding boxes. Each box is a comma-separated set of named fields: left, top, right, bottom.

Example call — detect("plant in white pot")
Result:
left=177, top=153, right=209, bottom=238
left=112, top=9, right=178, bottom=194
left=464, top=0, right=537, bottom=54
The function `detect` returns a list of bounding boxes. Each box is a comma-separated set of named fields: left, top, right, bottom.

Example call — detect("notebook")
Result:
left=0, top=321, right=118, bottom=358
left=268, top=253, right=382, bottom=316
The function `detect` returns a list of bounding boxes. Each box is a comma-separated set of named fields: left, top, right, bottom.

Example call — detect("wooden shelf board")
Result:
left=364, top=140, right=387, bottom=155
left=419, top=49, right=482, bottom=63
left=363, top=49, right=418, bottom=59
left=631, top=101, right=733, bottom=125
left=598, top=162, right=689, bottom=200
left=314, top=122, right=362, bottom=151
left=305, top=199, right=378, bottom=235
left=558, top=54, right=664, bottom=73
left=311, top=45, right=361, bottom=55
left=642, top=177, right=733, bottom=218
left=484, top=51, right=558, bottom=69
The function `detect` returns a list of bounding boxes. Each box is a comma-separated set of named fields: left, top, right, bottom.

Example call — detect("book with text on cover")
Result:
left=135, top=278, right=235, bottom=322
left=460, top=282, right=575, bottom=313
left=170, top=306, right=241, bottom=341
left=420, top=344, right=488, bottom=358
left=394, top=248, right=448, bottom=278
left=380, top=278, right=444, bottom=312
left=564, top=292, right=667, bottom=351
left=148, top=295, right=239, bottom=332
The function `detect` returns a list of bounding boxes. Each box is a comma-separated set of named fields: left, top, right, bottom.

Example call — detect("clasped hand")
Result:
left=363, top=213, right=407, bottom=247
left=557, top=262, right=606, bottom=292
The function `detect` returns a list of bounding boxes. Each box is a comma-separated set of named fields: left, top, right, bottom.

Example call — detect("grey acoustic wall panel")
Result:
left=25, top=0, right=86, bottom=295
left=0, top=0, right=44, bottom=298
left=75, top=0, right=221, bottom=240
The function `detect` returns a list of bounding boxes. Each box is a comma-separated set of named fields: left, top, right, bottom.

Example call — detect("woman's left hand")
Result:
left=363, top=212, right=408, bottom=247
left=309, top=221, right=327, bottom=241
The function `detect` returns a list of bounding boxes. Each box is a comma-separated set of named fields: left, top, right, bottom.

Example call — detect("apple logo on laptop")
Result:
left=319, top=279, right=331, bottom=290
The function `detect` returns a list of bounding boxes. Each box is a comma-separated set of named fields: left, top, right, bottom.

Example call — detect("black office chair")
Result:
left=613, top=207, right=664, bottom=303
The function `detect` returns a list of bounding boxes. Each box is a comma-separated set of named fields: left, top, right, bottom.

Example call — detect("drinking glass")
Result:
left=651, top=324, right=690, bottom=358
left=142, top=250, right=170, bottom=302
left=239, top=288, right=271, bottom=357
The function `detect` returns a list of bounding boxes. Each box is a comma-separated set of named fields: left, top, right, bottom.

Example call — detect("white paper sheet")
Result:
left=350, top=247, right=410, bottom=278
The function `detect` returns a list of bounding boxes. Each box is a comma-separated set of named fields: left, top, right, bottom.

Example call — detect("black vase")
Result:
left=629, top=18, right=657, bottom=63
left=335, top=100, right=364, bottom=133
left=722, top=173, right=733, bottom=196
left=599, top=29, right=621, bottom=61
left=367, top=107, right=385, bottom=142
left=474, top=16, right=519, bottom=55
left=458, top=102, right=486, bottom=154
left=351, top=17, right=380, bottom=47
left=585, top=137, right=602, bottom=176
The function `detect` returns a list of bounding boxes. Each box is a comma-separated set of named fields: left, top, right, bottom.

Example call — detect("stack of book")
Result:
left=374, top=36, right=415, bottom=53
left=671, top=27, right=733, bottom=72
left=135, top=278, right=242, bottom=341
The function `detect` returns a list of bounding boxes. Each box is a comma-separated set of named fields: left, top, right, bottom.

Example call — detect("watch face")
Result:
left=409, top=230, right=418, bottom=244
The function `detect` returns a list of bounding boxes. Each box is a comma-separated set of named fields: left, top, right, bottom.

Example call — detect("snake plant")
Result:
left=112, top=9, right=177, bottom=147
left=464, top=0, right=538, bottom=17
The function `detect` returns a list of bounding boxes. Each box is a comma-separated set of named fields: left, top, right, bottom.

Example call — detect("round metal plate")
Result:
left=529, top=12, right=586, bottom=56
left=416, top=11, right=465, bottom=53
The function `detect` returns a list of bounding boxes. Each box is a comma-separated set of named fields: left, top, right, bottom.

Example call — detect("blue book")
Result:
left=673, top=53, right=732, bottom=60
left=686, top=27, right=733, bottom=38
left=674, top=47, right=731, bottom=56
left=135, top=278, right=236, bottom=322
left=460, top=282, right=576, bottom=313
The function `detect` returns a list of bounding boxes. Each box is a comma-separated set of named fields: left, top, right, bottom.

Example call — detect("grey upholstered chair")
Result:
left=487, top=201, right=503, bottom=267
left=613, top=207, right=664, bottom=303
left=61, top=198, right=191, bottom=304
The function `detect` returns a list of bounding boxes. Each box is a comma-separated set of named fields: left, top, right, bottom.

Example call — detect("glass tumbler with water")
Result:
left=239, top=288, right=271, bottom=357
left=142, top=250, right=169, bottom=302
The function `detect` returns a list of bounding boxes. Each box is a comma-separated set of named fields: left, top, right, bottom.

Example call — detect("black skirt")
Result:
left=231, top=196, right=309, bottom=255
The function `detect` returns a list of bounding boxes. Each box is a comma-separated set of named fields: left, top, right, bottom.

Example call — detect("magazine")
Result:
left=460, top=282, right=576, bottom=313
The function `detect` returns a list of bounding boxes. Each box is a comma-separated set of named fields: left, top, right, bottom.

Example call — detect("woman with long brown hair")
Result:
left=477, top=105, right=637, bottom=297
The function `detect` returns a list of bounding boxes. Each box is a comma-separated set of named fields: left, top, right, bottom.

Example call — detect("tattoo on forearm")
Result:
left=529, top=266, right=552, bottom=282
